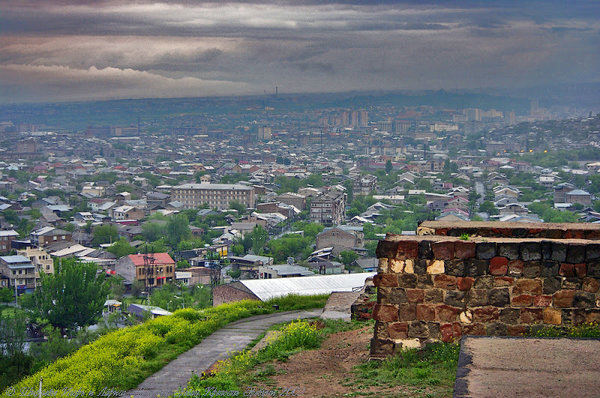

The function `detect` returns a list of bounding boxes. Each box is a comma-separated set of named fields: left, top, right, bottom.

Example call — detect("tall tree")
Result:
left=166, top=213, right=192, bottom=247
left=250, top=225, right=268, bottom=255
left=29, top=259, right=109, bottom=334
left=91, top=224, right=119, bottom=246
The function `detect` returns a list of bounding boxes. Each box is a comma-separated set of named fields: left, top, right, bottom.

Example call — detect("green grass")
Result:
left=527, top=322, right=600, bottom=338
left=353, top=342, right=460, bottom=397
left=1, top=295, right=328, bottom=398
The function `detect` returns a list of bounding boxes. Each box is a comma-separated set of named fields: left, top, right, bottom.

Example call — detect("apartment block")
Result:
left=172, top=183, right=255, bottom=210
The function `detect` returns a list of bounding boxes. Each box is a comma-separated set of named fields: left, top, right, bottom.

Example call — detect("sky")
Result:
left=0, top=0, right=599, bottom=103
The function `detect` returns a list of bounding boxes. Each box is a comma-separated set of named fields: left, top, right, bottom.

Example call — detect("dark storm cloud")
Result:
left=0, top=0, right=599, bottom=102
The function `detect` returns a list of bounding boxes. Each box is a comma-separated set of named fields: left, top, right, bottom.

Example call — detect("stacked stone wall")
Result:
left=371, top=224, right=600, bottom=357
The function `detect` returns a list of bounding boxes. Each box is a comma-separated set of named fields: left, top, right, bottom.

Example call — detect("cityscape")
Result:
left=1, top=1, right=600, bottom=397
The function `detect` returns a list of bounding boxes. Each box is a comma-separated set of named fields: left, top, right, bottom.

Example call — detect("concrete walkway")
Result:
left=126, top=309, right=323, bottom=398
left=454, top=336, right=600, bottom=397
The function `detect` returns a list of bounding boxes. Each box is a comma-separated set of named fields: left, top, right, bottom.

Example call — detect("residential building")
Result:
left=30, top=227, right=72, bottom=248
left=0, top=230, right=19, bottom=253
left=115, top=253, right=176, bottom=289
left=258, top=264, right=315, bottom=279
left=112, top=205, right=145, bottom=221
left=353, top=175, right=378, bottom=196
left=316, top=226, right=364, bottom=256
left=0, top=255, right=36, bottom=291
left=171, top=183, right=255, bottom=210
left=565, top=189, right=593, bottom=206
left=277, top=192, right=306, bottom=211
left=310, top=190, right=346, bottom=226
left=18, top=247, right=54, bottom=277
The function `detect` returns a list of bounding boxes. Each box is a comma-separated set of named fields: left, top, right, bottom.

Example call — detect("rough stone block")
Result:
left=487, top=288, right=510, bottom=307
left=493, top=276, right=514, bottom=287
left=521, top=308, right=543, bottom=324
left=417, top=274, right=434, bottom=288
left=466, top=259, right=488, bottom=277
left=390, top=259, right=408, bottom=273
left=424, top=288, right=443, bottom=303
left=508, top=325, right=529, bottom=336
left=427, top=260, right=445, bottom=274
left=427, top=322, right=441, bottom=340
left=457, top=277, right=475, bottom=291
left=543, top=277, right=562, bottom=295
left=455, top=241, right=476, bottom=259
left=405, top=289, right=425, bottom=303
left=498, top=242, right=520, bottom=260
left=562, top=278, right=582, bottom=290
left=387, top=322, right=409, bottom=339
left=486, top=322, right=508, bottom=336
left=573, top=292, right=595, bottom=308
left=398, top=273, right=418, bottom=288
left=522, top=263, right=542, bottom=278
left=511, top=294, right=534, bottom=307
left=395, top=240, right=419, bottom=260
left=373, top=304, right=399, bottom=322
left=520, top=242, right=541, bottom=261
left=574, top=263, right=587, bottom=278
left=559, top=263, right=575, bottom=277
left=445, top=260, right=465, bottom=277
left=379, top=287, right=407, bottom=305
left=460, top=310, right=473, bottom=324
left=551, top=242, right=567, bottom=262
left=444, top=290, right=466, bottom=307
left=472, top=306, right=500, bottom=323
left=408, top=320, right=430, bottom=339
left=413, top=259, right=427, bottom=275
left=432, top=241, right=455, bottom=260
left=566, top=244, right=586, bottom=264
left=466, top=289, right=489, bottom=307
left=582, top=277, right=600, bottom=293
left=370, top=338, right=396, bottom=357
left=399, top=303, right=417, bottom=321
left=553, top=290, right=575, bottom=308
left=476, top=242, right=497, bottom=260
left=433, top=274, right=457, bottom=289
left=473, top=275, right=494, bottom=289
left=533, top=295, right=552, bottom=307
left=416, top=303, right=436, bottom=321
left=561, top=309, right=574, bottom=325
left=508, top=260, right=524, bottom=277
left=540, top=241, right=553, bottom=261
left=588, top=262, right=600, bottom=278
left=540, top=261, right=559, bottom=277
left=373, top=273, right=398, bottom=287
left=489, top=257, right=508, bottom=276
left=543, top=308, right=562, bottom=325
left=585, top=310, right=600, bottom=323
left=436, top=304, right=461, bottom=322
left=418, top=240, right=433, bottom=260
left=440, top=322, right=462, bottom=342
left=378, top=258, right=390, bottom=273
left=513, top=278, right=543, bottom=295
left=499, top=308, right=520, bottom=324
left=586, top=244, right=600, bottom=261
left=376, top=240, right=399, bottom=259
left=463, top=323, right=485, bottom=336
left=572, top=309, right=587, bottom=325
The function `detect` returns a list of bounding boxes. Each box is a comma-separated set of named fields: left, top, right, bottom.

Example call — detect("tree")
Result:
left=91, top=224, right=119, bottom=246
left=28, top=259, right=109, bottom=334
left=479, top=201, right=498, bottom=215
left=385, top=159, right=393, bottom=175
left=249, top=225, right=268, bottom=255
left=106, top=237, right=136, bottom=258
left=228, top=200, right=246, bottom=215
left=0, top=287, right=13, bottom=303
left=166, top=213, right=192, bottom=247
left=339, top=250, right=359, bottom=266
left=142, top=222, right=166, bottom=242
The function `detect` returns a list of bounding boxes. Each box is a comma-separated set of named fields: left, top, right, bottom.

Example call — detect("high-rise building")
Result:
left=257, top=126, right=272, bottom=140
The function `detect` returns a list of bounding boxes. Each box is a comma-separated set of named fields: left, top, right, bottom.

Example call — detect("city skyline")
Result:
left=1, top=0, right=599, bottom=103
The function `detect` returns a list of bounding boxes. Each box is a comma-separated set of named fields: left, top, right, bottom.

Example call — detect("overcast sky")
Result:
left=1, top=0, right=598, bottom=103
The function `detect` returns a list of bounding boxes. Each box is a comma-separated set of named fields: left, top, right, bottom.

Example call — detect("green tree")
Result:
left=228, top=200, right=246, bottom=215
left=232, top=243, right=245, bottom=256
left=339, top=250, right=359, bottom=266
left=479, top=201, right=498, bottom=215
left=385, top=159, right=393, bottom=175
left=0, top=287, right=13, bottom=303
left=166, top=214, right=192, bottom=247
left=91, top=224, right=119, bottom=246
left=28, top=259, right=109, bottom=334
left=106, top=237, right=136, bottom=258
left=250, top=225, right=268, bottom=255
left=142, top=222, right=166, bottom=242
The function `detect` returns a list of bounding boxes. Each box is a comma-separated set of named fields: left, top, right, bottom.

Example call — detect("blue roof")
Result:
left=1, top=255, right=31, bottom=264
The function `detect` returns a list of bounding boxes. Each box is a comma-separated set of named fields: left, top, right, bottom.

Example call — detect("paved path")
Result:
left=126, top=309, right=323, bottom=398
left=454, top=336, right=600, bottom=397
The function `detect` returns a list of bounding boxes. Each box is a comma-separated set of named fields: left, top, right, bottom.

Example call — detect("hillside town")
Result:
left=0, top=98, right=598, bottom=304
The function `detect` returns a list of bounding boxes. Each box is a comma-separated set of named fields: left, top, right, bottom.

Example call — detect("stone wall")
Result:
left=370, top=222, right=600, bottom=357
